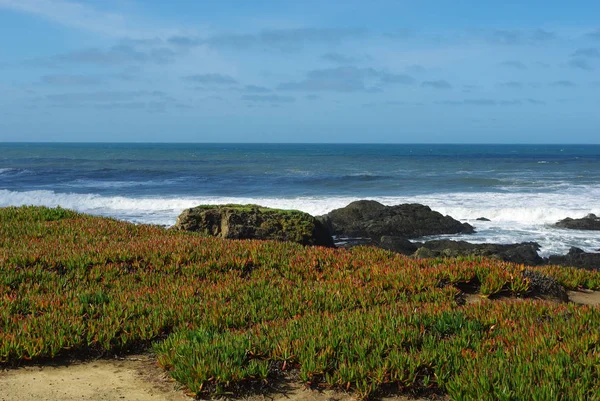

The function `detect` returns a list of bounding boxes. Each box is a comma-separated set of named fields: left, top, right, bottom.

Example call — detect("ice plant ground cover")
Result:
left=1, top=206, right=600, bottom=400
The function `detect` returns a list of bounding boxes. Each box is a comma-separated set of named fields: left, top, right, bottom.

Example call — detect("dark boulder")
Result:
left=413, top=240, right=544, bottom=266
left=555, top=214, right=600, bottom=230
left=522, top=269, right=569, bottom=302
left=476, top=217, right=491, bottom=221
left=546, top=247, right=600, bottom=270
left=322, top=200, right=474, bottom=240
left=378, top=236, right=420, bottom=255
left=173, top=204, right=334, bottom=247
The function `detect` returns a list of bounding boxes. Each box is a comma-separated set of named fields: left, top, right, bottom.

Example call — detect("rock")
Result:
left=334, top=237, right=380, bottom=249
left=555, top=214, right=600, bottom=230
left=173, top=204, right=334, bottom=247
left=413, top=240, right=544, bottom=265
left=322, top=200, right=474, bottom=240
left=546, top=247, right=600, bottom=270
left=522, top=269, right=569, bottom=302
left=378, top=236, right=420, bottom=255
left=476, top=217, right=491, bottom=221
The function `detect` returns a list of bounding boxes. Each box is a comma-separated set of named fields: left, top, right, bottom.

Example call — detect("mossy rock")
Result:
left=173, top=204, right=334, bottom=247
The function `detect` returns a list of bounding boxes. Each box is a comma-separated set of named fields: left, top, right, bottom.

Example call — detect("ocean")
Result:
left=1, top=143, right=599, bottom=257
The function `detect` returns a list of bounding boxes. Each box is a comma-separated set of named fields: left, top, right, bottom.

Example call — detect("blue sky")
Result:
left=0, top=0, right=599, bottom=143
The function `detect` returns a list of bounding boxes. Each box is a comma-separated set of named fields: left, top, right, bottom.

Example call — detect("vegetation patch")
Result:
left=2, top=207, right=600, bottom=400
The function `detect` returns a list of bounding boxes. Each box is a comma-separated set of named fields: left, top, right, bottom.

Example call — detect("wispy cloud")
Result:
left=183, top=74, right=238, bottom=85
left=28, top=44, right=176, bottom=67
left=498, top=81, right=524, bottom=89
left=568, top=58, right=594, bottom=71
left=321, top=52, right=369, bottom=64
left=436, top=98, right=544, bottom=106
left=586, top=29, right=600, bottom=41
left=241, top=85, right=271, bottom=93
left=45, top=90, right=170, bottom=103
left=568, top=48, right=599, bottom=71
left=167, top=28, right=367, bottom=52
left=0, top=0, right=138, bottom=37
left=421, top=80, right=452, bottom=89
left=242, top=94, right=295, bottom=103
left=550, top=80, right=576, bottom=87
left=39, top=74, right=104, bottom=86
left=499, top=60, right=528, bottom=70
left=571, top=48, right=600, bottom=58
left=486, top=29, right=557, bottom=45
left=277, top=66, right=414, bottom=92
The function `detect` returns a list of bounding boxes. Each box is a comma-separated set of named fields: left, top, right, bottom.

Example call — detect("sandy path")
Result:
left=0, top=354, right=190, bottom=401
left=567, top=290, right=600, bottom=306
left=0, top=355, right=440, bottom=401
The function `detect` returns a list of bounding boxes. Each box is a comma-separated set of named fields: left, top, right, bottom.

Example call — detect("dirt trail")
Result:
left=0, top=355, right=439, bottom=401
left=465, top=290, right=600, bottom=306
left=567, top=290, right=600, bottom=306
left=0, top=354, right=189, bottom=401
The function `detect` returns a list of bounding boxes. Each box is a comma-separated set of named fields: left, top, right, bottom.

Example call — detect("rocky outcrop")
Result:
left=322, top=200, right=474, bottom=240
left=413, top=240, right=544, bottom=266
left=173, top=204, right=334, bottom=247
left=546, top=247, right=600, bottom=270
left=555, top=214, right=600, bottom=230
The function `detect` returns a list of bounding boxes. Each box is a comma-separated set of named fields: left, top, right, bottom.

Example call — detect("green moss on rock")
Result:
left=173, top=204, right=334, bottom=247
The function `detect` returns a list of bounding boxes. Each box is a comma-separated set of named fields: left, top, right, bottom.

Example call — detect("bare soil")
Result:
left=0, top=354, right=189, bottom=401
left=567, top=289, right=600, bottom=306
left=0, top=354, right=442, bottom=401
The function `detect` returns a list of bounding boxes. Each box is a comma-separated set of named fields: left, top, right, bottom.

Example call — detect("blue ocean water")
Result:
left=1, top=143, right=600, bottom=255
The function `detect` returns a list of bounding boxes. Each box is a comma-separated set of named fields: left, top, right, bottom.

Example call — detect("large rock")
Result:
left=322, top=200, right=474, bottom=240
left=173, top=204, right=334, bottom=247
left=413, top=240, right=544, bottom=265
left=546, top=247, right=600, bottom=270
left=555, top=214, right=600, bottom=230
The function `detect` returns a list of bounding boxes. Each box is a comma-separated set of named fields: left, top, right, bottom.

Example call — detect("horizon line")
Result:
left=2, top=142, right=600, bottom=146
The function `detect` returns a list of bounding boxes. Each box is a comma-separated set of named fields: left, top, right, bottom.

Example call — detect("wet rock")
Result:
left=555, top=214, right=600, bottom=230
left=546, top=247, right=600, bottom=270
left=414, top=240, right=544, bottom=265
left=378, top=236, right=420, bottom=255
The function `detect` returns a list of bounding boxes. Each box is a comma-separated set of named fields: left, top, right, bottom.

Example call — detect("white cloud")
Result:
left=0, top=0, right=140, bottom=37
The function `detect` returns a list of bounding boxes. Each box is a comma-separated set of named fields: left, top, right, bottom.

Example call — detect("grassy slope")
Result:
left=1, top=206, right=600, bottom=400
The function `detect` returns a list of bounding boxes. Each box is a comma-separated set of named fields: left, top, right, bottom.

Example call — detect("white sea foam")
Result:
left=2, top=188, right=600, bottom=256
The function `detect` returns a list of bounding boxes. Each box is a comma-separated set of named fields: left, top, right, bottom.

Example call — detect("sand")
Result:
left=567, top=289, right=600, bottom=306
left=0, top=354, right=189, bottom=401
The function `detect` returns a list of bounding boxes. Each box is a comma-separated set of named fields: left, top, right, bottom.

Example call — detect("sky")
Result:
left=0, top=0, right=599, bottom=143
